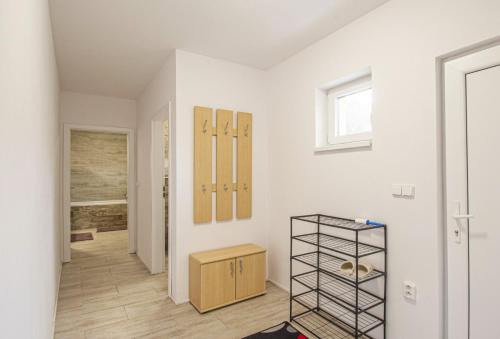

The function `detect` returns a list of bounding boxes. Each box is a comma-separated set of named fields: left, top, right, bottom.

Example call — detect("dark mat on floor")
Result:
left=71, top=232, right=94, bottom=242
left=243, top=322, right=307, bottom=339
left=97, top=225, right=128, bottom=232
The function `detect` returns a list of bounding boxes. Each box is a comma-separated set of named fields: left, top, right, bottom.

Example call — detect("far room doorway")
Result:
left=62, top=125, right=136, bottom=262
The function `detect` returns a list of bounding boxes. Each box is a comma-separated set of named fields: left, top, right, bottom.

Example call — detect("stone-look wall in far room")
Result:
left=71, top=130, right=128, bottom=201
left=71, top=204, right=127, bottom=231
left=70, top=130, right=128, bottom=231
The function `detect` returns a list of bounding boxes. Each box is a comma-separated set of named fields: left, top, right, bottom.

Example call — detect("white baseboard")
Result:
left=52, top=262, right=62, bottom=337
left=268, top=279, right=289, bottom=293
left=171, top=295, right=189, bottom=305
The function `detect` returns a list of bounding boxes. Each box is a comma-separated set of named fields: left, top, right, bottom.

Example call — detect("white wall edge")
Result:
left=268, top=279, right=289, bottom=293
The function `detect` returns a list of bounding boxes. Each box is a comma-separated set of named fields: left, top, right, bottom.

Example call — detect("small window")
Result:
left=327, top=81, right=372, bottom=145
left=315, top=70, right=373, bottom=152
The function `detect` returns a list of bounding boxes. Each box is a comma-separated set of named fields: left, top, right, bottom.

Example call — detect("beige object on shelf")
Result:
left=339, top=260, right=373, bottom=278
left=189, top=243, right=266, bottom=313
left=357, top=263, right=373, bottom=278
left=340, top=261, right=355, bottom=275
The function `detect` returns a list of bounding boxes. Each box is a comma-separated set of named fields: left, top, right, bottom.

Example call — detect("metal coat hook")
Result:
left=244, top=124, right=249, bottom=137
left=202, top=120, right=208, bottom=134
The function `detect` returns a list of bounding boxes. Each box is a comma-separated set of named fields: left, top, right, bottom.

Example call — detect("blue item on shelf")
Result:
left=355, top=218, right=384, bottom=227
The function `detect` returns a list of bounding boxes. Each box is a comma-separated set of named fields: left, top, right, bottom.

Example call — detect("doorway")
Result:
left=163, top=119, right=169, bottom=259
left=62, top=125, right=136, bottom=262
left=443, top=43, right=500, bottom=339
left=150, top=102, right=173, bottom=298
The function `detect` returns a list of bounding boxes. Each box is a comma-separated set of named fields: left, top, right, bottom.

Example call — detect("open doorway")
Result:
left=62, top=125, right=136, bottom=262
left=163, top=119, right=169, bottom=270
left=150, top=103, right=173, bottom=298
left=69, top=130, right=128, bottom=257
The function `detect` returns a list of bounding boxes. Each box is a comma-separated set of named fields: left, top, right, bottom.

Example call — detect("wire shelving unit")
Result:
left=290, top=214, right=387, bottom=339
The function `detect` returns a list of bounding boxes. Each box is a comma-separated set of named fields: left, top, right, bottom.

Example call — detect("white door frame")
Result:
left=440, top=38, right=500, bottom=339
left=150, top=101, right=175, bottom=300
left=62, top=124, right=136, bottom=262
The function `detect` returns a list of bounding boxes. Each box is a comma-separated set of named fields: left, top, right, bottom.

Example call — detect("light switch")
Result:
left=402, top=184, right=415, bottom=197
left=392, top=184, right=402, bottom=196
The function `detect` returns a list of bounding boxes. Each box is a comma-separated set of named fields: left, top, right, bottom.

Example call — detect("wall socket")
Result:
left=403, top=281, right=417, bottom=302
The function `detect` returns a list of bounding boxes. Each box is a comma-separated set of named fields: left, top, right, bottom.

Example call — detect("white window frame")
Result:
left=327, top=80, right=373, bottom=147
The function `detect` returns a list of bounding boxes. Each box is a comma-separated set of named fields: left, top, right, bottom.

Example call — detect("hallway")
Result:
left=54, top=231, right=289, bottom=338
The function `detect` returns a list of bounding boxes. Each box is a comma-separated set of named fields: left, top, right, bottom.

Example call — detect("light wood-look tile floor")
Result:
left=55, top=230, right=290, bottom=338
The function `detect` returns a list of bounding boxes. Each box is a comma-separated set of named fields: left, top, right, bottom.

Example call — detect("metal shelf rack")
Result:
left=290, top=214, right=387, bottom=339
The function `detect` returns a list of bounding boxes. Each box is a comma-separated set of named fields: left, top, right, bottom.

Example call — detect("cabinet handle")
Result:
left=230, top=261, right=234, bottom=277
left=239, top=259, right=243, bottom=274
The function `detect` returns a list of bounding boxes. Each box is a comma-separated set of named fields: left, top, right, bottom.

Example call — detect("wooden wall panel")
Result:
left=194, top=106, right=213, bottom=223
left=216, top=109, right=234, bottom=220
left=237, top=112, right=252, bottom=219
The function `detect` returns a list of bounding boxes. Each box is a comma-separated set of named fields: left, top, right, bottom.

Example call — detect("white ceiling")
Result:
left=50, top=0, right=389, bottom=99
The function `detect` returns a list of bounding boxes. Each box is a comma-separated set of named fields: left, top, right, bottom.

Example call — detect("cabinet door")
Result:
left=236, top=252, right=266, bottom=300
left=201, top=259, right=235, bottom=310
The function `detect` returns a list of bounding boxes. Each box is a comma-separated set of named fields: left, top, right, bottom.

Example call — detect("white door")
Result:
left=466, top=65, right=500, bottom=339
left=445, top=64, right=500, bottom=339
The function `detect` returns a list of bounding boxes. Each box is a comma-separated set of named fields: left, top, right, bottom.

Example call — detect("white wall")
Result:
left=137, top=50, right=271, bottom=302
left=137, top=52, right=176, bottom=273
left=60, top=91, right=136, bottom=128
left=0, top=1, right=61, bottom=338
left=266, top=0, right=500, bottom=338
left=173, top=50, right=271, bottom=302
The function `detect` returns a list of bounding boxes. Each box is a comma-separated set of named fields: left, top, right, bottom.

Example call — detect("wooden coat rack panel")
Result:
left=194, top=106, right=252, bottom=223
left=237, top=112, right=252, bottom=219
left=194, top=106, right=213, bottom=223
left=216, top=109, right=233, bottom=221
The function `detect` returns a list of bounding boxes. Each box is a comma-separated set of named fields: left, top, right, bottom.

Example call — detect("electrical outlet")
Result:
left=403, top=281, right=417, bottom=302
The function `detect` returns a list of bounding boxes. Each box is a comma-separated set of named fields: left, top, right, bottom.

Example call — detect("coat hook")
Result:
left=202, top=184, right=206, bottom=193
left=244, top=124, right=249, bottom=137
left=202, top=120, right=208, bottom=134
left=223, top=183, right=228, bottom=192
left=224, top=121, right=229, bottom=135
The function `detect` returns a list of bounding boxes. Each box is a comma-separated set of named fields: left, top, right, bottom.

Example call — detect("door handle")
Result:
left=230, top=261, right=234, bottom=277
left=453, top=214, right=474, bottom=220
left=239, top=259, right=243, bottom=274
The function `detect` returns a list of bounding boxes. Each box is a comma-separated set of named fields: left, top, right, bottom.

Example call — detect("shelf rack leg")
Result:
left=355, top=231, right=359, bottom=338
left=316, top=215, right=320, bottom=312
left=289, top=217, right=293, bottom=322
left=384, top=226, right=387, bottom=339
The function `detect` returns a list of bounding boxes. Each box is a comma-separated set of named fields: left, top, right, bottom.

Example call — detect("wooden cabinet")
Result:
left=189, top=244, right=266, bottom=313
left=235, top=252, right=266, bottom=299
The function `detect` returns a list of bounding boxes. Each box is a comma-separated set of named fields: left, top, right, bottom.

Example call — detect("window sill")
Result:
left=314, top=139, right=372, bottom=153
